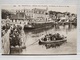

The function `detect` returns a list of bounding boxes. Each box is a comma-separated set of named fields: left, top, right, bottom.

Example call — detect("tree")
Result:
left=1, top=9, right=13, bottom=19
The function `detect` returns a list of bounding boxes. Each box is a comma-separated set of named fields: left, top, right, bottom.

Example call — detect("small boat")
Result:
left=38, top=33, right=67, bottom=48
left=39, top=38, right=67, bottom=45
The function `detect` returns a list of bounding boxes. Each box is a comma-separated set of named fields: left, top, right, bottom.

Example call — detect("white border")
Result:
left=0, top=0, right=80, bottom=60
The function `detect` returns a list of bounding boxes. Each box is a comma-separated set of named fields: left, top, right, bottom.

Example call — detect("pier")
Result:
left=2, top=29, right=10, bottom=54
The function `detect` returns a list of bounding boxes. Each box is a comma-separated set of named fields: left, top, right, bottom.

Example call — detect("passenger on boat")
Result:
left=1, top=26, right=6, bottom=37
left=10, top=27, right=13, bottom=34
left=2, top=25, right=6, bottom=30
left=2, top=29, right=6, bottom=37
left=44, top=34, right=56, bottom=41
left=44, top=36, right=47, bottom=41
left=41, top=38, right=44, bottom=41
left=55, top=33, right=63, bottom=40
left=10, top=28, right=20, bottom=46
left=43, top=34, right=51, bottom=41
left=50, top=35, right=56, bottom=41
left=6, top=23, right=10, bottom=30
left=46, top=37, right=51, bottom=42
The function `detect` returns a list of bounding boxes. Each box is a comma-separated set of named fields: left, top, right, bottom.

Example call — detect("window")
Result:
left=12, top=20, right=13, bottom=22
left=15, top=20, right=17, bottom=22
left=20, top=22, right=21, bottom=24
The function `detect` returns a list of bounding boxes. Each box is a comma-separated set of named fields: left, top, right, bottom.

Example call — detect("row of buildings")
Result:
left=10, top=8, right=48, bottom=25
left=2, top=8, right=77, bottom=26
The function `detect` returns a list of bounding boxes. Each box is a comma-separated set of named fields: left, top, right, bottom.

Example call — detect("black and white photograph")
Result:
left=1, top=5, right=77, bottom=55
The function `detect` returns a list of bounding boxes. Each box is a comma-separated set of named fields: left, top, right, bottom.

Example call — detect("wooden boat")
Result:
left=39, top=37, right=67, bottom=49
left=39, top=38, right=67, bottom=45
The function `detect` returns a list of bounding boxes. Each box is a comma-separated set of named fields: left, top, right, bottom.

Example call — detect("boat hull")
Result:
left=39, top=39, right=67, bottom=45
left=39, top=39, right=67, bottom=49
left=24, top=22, right=54, bottom=30
left=24, top=27, right=35, bottom=29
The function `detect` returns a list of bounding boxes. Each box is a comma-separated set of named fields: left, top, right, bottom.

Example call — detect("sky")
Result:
left=1, top=5, right=77, bottom=14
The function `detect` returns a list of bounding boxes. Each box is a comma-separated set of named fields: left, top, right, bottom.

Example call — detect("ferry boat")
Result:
left=38, top=33, right=67, bottom=48
left=39, top=38, right=67, bottom=45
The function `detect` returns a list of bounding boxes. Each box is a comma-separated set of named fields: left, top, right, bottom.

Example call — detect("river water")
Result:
left=20, top=24, right=77, bottom=54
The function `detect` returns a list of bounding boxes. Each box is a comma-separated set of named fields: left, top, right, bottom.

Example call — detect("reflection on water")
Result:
left=14, top=24, right=77, bottom=54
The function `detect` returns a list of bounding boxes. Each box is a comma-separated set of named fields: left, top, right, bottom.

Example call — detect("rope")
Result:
left=26, top=39, right=39, bottom=48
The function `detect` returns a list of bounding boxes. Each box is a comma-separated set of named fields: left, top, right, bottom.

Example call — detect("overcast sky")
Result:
left=1, top=5, right=77, bottom=14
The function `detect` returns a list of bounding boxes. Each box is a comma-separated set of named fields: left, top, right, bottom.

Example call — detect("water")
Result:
left=20, top=24, right=77, bottom=54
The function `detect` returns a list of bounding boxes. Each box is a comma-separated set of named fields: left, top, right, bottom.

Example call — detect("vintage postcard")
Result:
left=1, top=5, right=77, bottom=55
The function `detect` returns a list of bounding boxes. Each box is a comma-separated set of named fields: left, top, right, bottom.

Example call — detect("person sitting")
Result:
left=41, top=38, right=44, bottom=41
left=51, top=35, right=56, bottom=41
left=56, top=33, right=63, bottom=40
left=44, top=37, right=47, bottom=41
left=46, top=37, right=51, bottom=42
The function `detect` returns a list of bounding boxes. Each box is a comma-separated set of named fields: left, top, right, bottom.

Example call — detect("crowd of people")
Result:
left=9, top=24, right=22, bottom=47
left=1, top=19, right=25, bottom=48
left=41, top=33, right=65, bottom=42
left=39, top=33, right=66, bottom=49
left=1, top=23, right=10, bottom=37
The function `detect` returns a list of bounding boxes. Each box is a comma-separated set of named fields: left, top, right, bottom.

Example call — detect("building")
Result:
left=10, top=8, right=49, bottom=24
left=10, top=12, right=25, bottom=25
left=32, top=8, right=47, bottom=23
left=25, top=9, right=33, bottom=19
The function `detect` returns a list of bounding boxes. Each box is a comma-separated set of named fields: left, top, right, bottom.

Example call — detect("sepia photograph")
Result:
left=1, top=5, right=77, bottom=55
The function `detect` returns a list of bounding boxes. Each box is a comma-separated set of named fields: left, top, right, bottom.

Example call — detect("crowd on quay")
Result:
left=1, top=22, right=23, bottom=47
left=1, top=23, right=10, bottom=37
